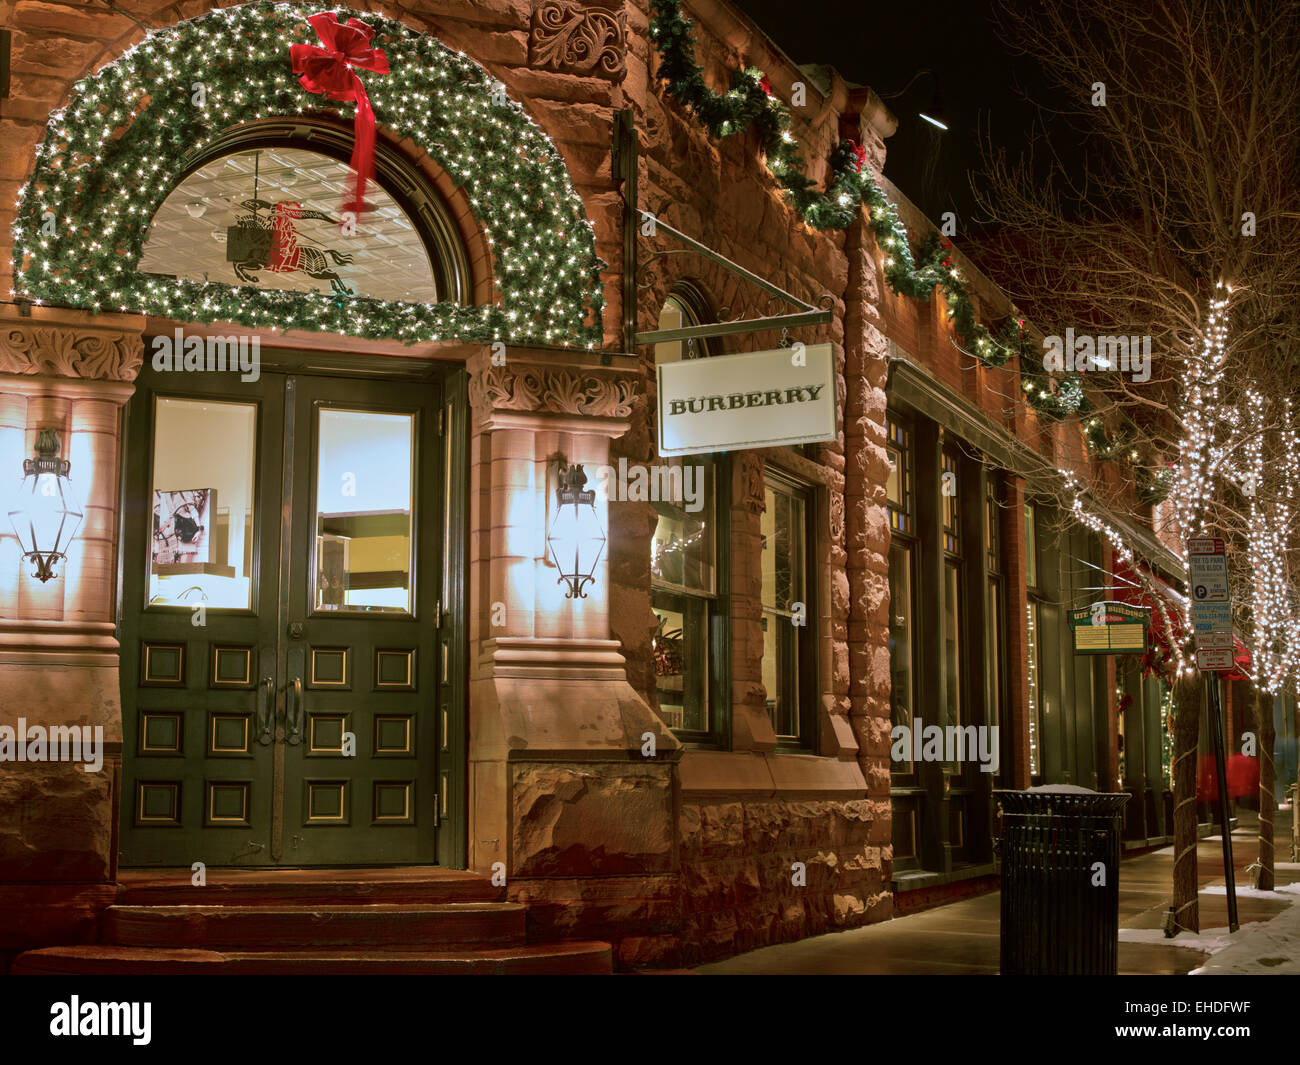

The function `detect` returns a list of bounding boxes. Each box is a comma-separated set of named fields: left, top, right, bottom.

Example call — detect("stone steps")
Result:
left=11, top=868, right=614, bottom=974
left=115, top=867, right=503, bottom=907
left=104, top=902, right=527, bottom=951
left=11, top=941, right=613, bottom=975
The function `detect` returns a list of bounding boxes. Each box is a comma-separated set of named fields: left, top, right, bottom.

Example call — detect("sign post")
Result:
left=1187, top=537, right=1239, bottom=933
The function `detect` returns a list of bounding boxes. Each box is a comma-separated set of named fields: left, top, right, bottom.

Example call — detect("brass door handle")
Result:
left=286, top=676, right=304, bottom=745
left=256, top=676, right=274, bottom=745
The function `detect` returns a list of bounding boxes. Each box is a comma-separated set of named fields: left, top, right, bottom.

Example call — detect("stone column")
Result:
left=0, top=308, right=143, bottom=971
left=466, top=349, right=681, bottom=968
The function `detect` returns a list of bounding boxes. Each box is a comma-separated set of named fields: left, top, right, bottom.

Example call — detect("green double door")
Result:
left=119, top=359, right=456, bottom=867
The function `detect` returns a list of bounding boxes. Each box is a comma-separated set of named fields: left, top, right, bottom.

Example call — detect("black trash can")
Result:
left=995, top=787, right=1129, bottom=975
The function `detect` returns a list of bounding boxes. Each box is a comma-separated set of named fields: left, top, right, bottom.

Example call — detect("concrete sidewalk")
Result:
left=698, top=811, right=1299, bottom=975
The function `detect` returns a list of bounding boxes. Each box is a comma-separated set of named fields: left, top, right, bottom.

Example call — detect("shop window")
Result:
left=941, top=446, right=964, bottom=736
left=942, top=560, right=963, bottom=733
left=762, top=470, right=814, bottom=743
left=986, top=477, right=1006, bottom=758
left=651, top=290, right=724, bottom=738
left=313, top=409, right=414, bottom=614
left=147, top=397, right=256, bottom=609
left=889, top=541, right=918, bottom=773
left=888, top=411, right=919, bottom=777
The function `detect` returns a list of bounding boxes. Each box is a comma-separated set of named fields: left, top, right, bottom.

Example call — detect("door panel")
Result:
left=120, top=364, right=445, bottom=867
left=120, top=375, right=282, bottom=866
left=279, top=377, right=441, bottom=865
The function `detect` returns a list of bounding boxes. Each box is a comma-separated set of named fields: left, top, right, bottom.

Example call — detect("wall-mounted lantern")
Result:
left=545, top=461, right=606, bottom=599
left=7, top=429, right=84, bottom=583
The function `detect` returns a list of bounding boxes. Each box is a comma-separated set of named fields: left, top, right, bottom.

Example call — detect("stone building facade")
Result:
left=0, top=0, right=1154, bottom=973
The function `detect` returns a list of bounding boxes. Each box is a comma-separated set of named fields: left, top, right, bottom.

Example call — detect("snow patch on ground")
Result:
left=1118, top=927, right=1234, bottom=953
left=1200, top=882, right=1300, bottom=898
left=1121, top=882, right=1300, bottom=974
left=1190, top=902, right=1300, bottom=974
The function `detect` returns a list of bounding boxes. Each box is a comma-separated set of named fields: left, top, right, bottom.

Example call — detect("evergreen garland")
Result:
left=11, top=2, right=604, bottom=348
left=648, top=0, right=1167, bottom=502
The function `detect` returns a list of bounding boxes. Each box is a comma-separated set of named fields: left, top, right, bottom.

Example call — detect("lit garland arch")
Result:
left=11, top=2, right=604, bottom=347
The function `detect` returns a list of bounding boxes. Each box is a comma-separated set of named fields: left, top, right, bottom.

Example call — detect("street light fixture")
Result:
left=545, top=461, right=606, bottom=599
left=7, top=428, right=84, bottom=583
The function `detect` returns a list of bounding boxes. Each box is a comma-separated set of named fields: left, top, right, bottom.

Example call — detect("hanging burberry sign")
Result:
left=657, top=343, right=837, bottom=456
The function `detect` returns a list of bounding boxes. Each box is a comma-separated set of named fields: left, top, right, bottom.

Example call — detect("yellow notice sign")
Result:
left=1068, top=603, right=1150, bottom=655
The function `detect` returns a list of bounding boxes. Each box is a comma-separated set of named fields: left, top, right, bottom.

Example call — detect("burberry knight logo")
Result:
left=667, top=384, right=826, bottom=416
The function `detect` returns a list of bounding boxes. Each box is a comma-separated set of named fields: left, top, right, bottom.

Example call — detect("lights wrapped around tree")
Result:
left=545, top=463, right=606, bottom=600
left=7, top=429, right=84, bottom=583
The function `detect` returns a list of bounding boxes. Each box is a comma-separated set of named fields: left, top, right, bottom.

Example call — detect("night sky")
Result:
left=736, top=0, right=1070, bottom=236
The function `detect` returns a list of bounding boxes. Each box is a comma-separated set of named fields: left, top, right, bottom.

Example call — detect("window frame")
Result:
left=985, top=474, right=1008, bottom=785
left=650, top=285, right=730, bottom=747
left=761, top=465, right=819, bottom=751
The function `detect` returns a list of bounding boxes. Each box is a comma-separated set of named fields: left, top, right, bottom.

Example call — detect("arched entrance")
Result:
left=8, top=2, right=603, bottom=870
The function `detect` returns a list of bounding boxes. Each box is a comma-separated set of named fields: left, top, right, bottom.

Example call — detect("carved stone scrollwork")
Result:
left=736, top=451, right=766, bottom=513
left=529, top=1, right=628, bottom=80
left=829, top=491, right=845, bottom=545
left=469, top=363, right=638, bottom=421
left=0, top=324, right=143, bottom=381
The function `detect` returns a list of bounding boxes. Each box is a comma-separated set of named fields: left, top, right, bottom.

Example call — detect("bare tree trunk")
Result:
left=1256, top=688, right=1275, bottom=890
left=1172, top=675, right=1202, bottom=932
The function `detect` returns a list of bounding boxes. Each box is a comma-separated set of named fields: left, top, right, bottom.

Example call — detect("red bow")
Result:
left=848, top=141, right=867, bottom=171
left=759, top=74, right=772, bottom=96
left=290, top=13, right=389, bottom=225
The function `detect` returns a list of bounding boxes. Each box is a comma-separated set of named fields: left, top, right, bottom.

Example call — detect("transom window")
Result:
left=139, top=134, right=467, bottom=305
left=886, top=415, right=913, bottom=534
left=941, top=448, right=960, bottom=554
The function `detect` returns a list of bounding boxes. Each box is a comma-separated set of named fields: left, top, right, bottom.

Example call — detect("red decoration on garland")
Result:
left=759, top=73, right=772, bottom=96
left=848, top=140, right=867, bottom=171
left=290, top=13, right=389, bottom=225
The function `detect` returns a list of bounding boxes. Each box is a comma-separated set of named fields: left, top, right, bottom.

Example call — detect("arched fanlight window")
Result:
left=653, top=285, right=713, bottom=365
left=138, top=124, right=470, bottom=305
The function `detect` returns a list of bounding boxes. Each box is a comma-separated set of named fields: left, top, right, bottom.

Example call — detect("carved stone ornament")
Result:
left=0, top=324, right=143, bottom=381
left=529, top=1, right=628, bottom=79
left=469, top=363, right=638, bottom=420
left=829, top=490, right=845, bottom=546
left=736, top=451, right=766, bottom=513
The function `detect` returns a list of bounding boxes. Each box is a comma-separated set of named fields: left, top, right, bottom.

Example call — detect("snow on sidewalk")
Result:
left=1118, top=883, right=1300, bottom=974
